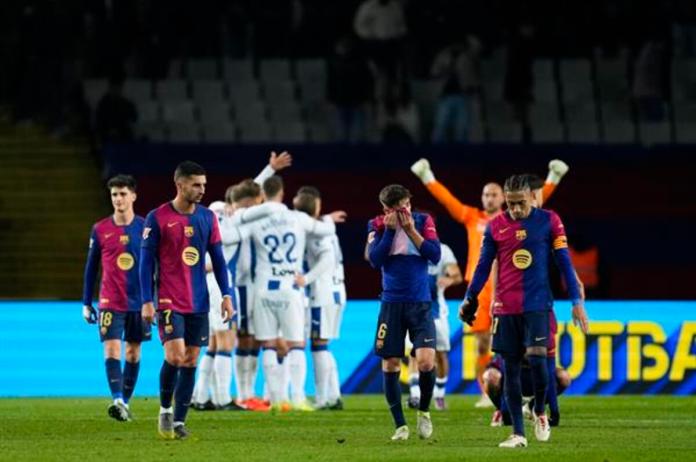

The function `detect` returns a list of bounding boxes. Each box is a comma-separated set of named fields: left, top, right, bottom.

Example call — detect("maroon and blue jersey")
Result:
left=367, top=212, right=441, bottom=302
left=82, top=216, right=144, bottom=312
left=140, top=202, right=231, bottom=314
left=466, top=207, right=582, bottom=314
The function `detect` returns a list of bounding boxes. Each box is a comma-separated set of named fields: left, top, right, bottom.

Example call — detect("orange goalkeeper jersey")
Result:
left=425, top=180, right=556, bottom=282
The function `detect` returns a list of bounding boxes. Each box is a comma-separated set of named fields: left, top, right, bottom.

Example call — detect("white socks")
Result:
left=312, top=350, right=331, bottom=406
left=288, top=348, right=307, bottom=404
left=409, top=373, right=421, bottom=400
left=262, top=349, right=282, bottom=404
left=236, top=350, right=261, bottom=401
left=213, top=351, right=232, bottom=405
left=192, top=352, right=215, bottom=404
left=327, top=351, right=341, bottom=403
left=434, top=376, right=447, bottom=399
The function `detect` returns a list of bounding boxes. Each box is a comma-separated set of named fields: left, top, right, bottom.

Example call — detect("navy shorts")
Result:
left=99, top=309, right=152, bottom=343
left=157, top=310, right=209, bottom=347
left=374, top=301, right=436, bottom=358
left=492, top=310, right=550, bottom=357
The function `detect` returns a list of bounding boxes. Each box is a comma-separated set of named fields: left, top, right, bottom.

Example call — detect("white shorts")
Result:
left=253, top=288, right=305, bottom=342
left=434, top=316, right=450, bottom=352
left=207, top=274, right=234, bottom=333
left=307, top=301, right=345, bottom=341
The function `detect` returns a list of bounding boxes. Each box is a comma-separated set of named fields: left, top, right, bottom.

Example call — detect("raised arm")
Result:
left=254, top=150, right=292, bottom=185
left=411, top=158, right=478, bottom=225
left=541, top=159, right=569, bottom=204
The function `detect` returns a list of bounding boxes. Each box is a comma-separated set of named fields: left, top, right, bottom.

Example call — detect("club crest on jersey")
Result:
left=182, top=246, right=200, bottom=266
left=515, top=229, right=527, bottom=241
left=100, top=327, right=107, bottom=335
left=184, top=226, right=194, bottom=237
left=165, top=325, right=173, bottom=334
left=512, top=249, right=533, bottom=270
left=117, top=252, right=135, bottom=271
left=120, top=235, right=130, bottom=245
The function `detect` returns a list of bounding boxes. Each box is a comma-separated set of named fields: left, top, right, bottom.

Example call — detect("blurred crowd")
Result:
left=1, top=0, right=695, bottom=144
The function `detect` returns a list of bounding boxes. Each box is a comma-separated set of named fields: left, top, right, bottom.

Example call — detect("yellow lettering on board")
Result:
left=669, top=322, right=696, bottom=381
left=627, top=322, right=669, bottom=381
left=588, top=322, right=624, bottom=381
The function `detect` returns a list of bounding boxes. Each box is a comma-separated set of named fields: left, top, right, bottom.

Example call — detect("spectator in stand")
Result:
left=633, top=39, right=669, bottom=122
left=353, top=0, right=408, bottom=99
left=95, top=75, right=138, bottom=145
left=504, top=22, right=536, bottom=143
left=430, top=36, right=482, bottom=143
left=327, top=36, right=374, bottom=143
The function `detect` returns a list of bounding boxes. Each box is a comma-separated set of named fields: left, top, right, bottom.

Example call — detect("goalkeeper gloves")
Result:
left=82, top=305, right=98, bottom=324
left=458, top=296, right=478, bottom=326
left=410, top=158, right=435, bottom=184
left=546, top=159, right=569, bottom=185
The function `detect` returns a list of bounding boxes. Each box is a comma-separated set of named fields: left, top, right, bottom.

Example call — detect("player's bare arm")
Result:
left=437, top=263, right=463, bottom=289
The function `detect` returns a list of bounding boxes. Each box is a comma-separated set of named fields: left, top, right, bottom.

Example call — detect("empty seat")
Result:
left=268, top=102, right=302, bottom=123
left=192, top=80, right=226, bottom=105
left=264, top=81, right=297, bottom=102
left=136, top=101, right=160, bottom=123
left=299, top=81, right=325, bottom=104
left=639, top=121, right=671, bottom=145
left=167, top=123, right=201, bottom=142
left=138, top=123, right=167, bottom=142
left=534, top=80, right=558, bottom=104
left=259, top=59, right=291, bottom=84
left=485, top=100, right=516, bottom=124
left=488, top=122, right=523, bottom=143
left=235, top=101, right=267, bottom=125
left=228, top=81, right=261, bottom=107
left=567, top=121, right=600, bottom=143
left=199, top=102, right=232, bottom=125
left=564, top=101, right=598, bottom=123
left=562, top=80, right=594, bottom=104
left=530, top=102, right=561, bottom=124
left=482, top=79, right=505, bottom=101
left=273, top=121, right=308, bottom=143
left=596, top=59, right=630, bottom=101
left=187, top=58, right=219, bottom=79
left=84, top=79, right=108, bottom=108
left=296, top=59, right=327, bottom=84
left=167, top=59, right=184, bottom=79
left=156, top=80, right=189, bottom=102
left=223, top=59, right=255, bottom=82
left=308, top=120, right=335, bottom=143
left=238, top=122, right=273, bottom=143
left=202, top=122, right=237, bottom=143
left=560, top=59, right=592, bottom=83
left=601, top=101, right=633, bottom=122
left=603, top=120, right=636, bottom=143
left=162, top=101, right=196, bottom=123
left=532, top=120, right=564, bottom=143
left=533, top=59, right=555, bottom=81
left=411, top=79, right=442, bottom=107
left=674, top=122, right=696, bottom=143
left=123, top=79, right=152, bottom=103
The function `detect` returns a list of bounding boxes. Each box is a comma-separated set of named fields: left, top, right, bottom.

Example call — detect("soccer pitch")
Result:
left=3, top=396, right=695, bottom=461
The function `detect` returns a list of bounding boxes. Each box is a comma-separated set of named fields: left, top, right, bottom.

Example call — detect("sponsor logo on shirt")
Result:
left=167, top=222, right=179, bottom=228
left=184, top=226, right=194, bottom=238
left=512, top=249, right=533, bottom=270
left=182, top=246, right=200, bottom=266
left=117, top=252, right=135, bottom=271
left=104, top=232, right=114, bottom=239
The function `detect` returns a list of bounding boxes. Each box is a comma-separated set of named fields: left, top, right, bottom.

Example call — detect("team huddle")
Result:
left=83, top=153, right=589, bottom=448
left=82, top=152, right=347, bottom=439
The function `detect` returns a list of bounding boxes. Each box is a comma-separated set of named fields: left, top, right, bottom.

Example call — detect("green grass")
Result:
left=2, top=395, right=695, bottom=461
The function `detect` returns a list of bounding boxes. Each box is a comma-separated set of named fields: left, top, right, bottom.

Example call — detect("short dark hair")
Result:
left=503, top=174, right=531, bottom=193
left=263, top=175, right=284, bottom=198
left=229, top=179, right=261, bottom=203
left=521, top=173, right=544, bottom=190
left=174, top=161, right=206, bottom=181
left=107, top=174, right=136, bottom=192
left=379, top=184, right=411, bottom=208
left=297, top=185, right=321, bottom=198
left=293, top=192, right=318, bottom=216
